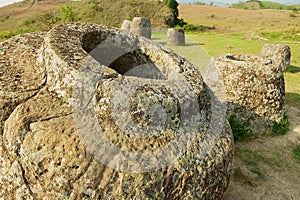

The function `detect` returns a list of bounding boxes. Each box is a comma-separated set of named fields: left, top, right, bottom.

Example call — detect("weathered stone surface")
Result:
left=167, top=28, right=185, bottom=46
left=130, top=17, right=152, bottom=39
left=206, top=54, right=285, bottom=135
left=0, top=32, right=47, bottom=199
left=121, top=20, right=132, bottom=31
left=1, top=23, right=233, bottom=199
left=260, top=44, right=291, bottom=71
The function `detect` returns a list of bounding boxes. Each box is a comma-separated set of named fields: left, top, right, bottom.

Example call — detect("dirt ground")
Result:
left=224, top=105, right=300, bottom=200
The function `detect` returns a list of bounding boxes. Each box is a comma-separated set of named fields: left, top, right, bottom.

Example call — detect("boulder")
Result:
left=167, top=28, right=185, bottom=46
left=260, top=44, right=291, bottom=71
left=130, top=17, right=151, bottom=39
left=205, top=54, right=285, bottom=136
left=0, top=23, right=233, bottom=199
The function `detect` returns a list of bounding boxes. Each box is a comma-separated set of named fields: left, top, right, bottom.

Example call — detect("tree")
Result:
left=25, top=0, right=43, bottom=9
left=162, top=0, right=186, bottom=27
left=163, top=0, right=179, bottom=18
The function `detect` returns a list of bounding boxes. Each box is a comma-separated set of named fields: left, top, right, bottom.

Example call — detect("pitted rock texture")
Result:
left=260, top=44, right=291, bottom=71
left=167, top=28, right=185, bottom=46
left=206, top=54, right=285, bottom=135
left=1, top=23, right=233, bottom=199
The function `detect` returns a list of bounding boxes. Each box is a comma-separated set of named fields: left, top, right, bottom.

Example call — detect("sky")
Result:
left=0, top=0, right=23, bottom=7
left=1, top=0, right=300, bottom=8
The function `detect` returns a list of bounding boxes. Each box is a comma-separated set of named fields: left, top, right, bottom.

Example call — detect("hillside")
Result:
left=230, top=0, right=300, bottom=10
left=0, top=0, right=173, bottom=40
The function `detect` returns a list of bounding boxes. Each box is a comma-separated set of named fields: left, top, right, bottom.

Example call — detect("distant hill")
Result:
left=229, top=0, right=300, bottom=10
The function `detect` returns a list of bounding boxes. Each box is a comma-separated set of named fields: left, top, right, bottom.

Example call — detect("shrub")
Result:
left=228, top=115, right=253, bottom=142
left=272, top=113, right=290, bottom=136
left=0, top=28, right=35, bottom=40
left=293, top=145, right=300, bottom=160
left=181, top=24, right=204, bottom=32
left=60, top=3, right=78, bottom=22
left=0, top=16, right=10, bottom=23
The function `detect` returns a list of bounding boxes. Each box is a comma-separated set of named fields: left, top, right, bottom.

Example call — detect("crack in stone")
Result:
left=73, top=156, right=94, bottom=184
left=93, top=164, right=114, bottom=192
left=17, top=153, right=36, bottom=199
left=37, top=112, right=74, bottom=123
left=11, top=111, right=74, bottom=198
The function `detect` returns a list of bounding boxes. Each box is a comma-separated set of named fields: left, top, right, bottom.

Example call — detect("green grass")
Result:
left=187, top=33, right=264, bottom=56
left=272, top=113, right=290, bottom=136
left=250, top=167, right=263, bottom=177
left=235, top=147, right=268, bottom=167
left=293, top=145, right=300, bottom=160
left=259, top=30, right=300, bottom=42
left=228, top=115, right=253, bottom=142
left=0, top=28, right=35, bottom=40
left=285, top=93, right=300, bottom=108
left=260, top=1, right=299, bottom=10
left=152, top=31, right=211, bottom=72
left=235, top=147, right=283, bottom=168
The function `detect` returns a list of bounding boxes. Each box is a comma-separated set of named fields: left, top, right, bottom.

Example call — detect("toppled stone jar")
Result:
left=205, top=54, right=285, bottom=136
left=0, top=23, right=233, bottom=199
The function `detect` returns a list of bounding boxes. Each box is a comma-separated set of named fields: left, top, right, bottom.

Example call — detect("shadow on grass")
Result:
left=185, top=43, right=204, bottom=46
left=152, top=41, right=202, bottom=47
left=285, top=92, right=300, bottom=131
left=285, top=92, right=300, bottom=108
left=286, top=65, right=300, bottom=73
left=151, top=37, right=163, bottom=41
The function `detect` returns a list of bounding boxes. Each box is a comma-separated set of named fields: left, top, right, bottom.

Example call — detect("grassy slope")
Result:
left=230, top=0, right=299, bottom=10
left=0, top=0, right=172, bottom=40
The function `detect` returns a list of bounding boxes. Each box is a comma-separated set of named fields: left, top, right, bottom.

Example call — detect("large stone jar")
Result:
left=0, top=23, right=233, bottom=199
